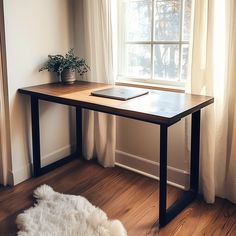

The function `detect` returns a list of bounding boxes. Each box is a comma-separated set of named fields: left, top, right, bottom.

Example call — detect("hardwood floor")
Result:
left=0, top=159, right=235, bottom=236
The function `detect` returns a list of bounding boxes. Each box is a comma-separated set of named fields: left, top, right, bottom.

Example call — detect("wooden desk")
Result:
left=19, top=81, right=214, bottom=227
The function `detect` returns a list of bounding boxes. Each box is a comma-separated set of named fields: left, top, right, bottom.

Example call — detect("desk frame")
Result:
left=30, top=94, right=201, bottom=228
left=159, top=111, right=200, bottom=226
left=31, top=97, right=83, bottom=176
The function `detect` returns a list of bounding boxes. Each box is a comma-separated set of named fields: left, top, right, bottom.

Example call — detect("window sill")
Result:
left=116, top=80, right=185, bottom=93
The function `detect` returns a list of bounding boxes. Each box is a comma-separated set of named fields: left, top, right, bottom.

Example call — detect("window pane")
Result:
left=125, top=1, right=152, bottom=41
left=154, top=0, right=181, bottom=41
left=182, top=0, right=192, bottom=41
left=180, top=45, right=189, bottom=80
left=154, top=44, right=179, bottom=80
left=125, top=44, right=151, bottom=78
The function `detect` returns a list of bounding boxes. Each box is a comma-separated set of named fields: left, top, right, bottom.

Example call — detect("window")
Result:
left=117, top=0, right=193, bottom=87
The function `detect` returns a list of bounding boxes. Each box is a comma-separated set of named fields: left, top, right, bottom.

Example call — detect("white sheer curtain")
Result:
left=0, top=0, right=11, bottom=186
left=81, top=0, right=116, bottom=167
left=0, top=56, right=9, bottom=185
left=187, top=0, right=236, bottom=203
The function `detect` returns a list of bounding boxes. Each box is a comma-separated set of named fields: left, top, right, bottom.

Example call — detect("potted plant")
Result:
left=39, top=49, right=89, bottom=84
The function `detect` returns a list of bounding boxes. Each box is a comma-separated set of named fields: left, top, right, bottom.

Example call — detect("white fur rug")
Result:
left=16, top=185, right=127, bottom=236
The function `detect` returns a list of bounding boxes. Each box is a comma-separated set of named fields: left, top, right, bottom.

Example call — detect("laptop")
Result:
left=91, top=87, right=149, bottom=101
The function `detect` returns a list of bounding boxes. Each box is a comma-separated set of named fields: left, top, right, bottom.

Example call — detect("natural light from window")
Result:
left=117, top=0, right=193, bottom=87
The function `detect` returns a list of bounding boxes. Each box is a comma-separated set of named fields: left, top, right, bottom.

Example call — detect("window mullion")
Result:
left=125, top=41, right=185, bottom=44
left=179, top=0, right=184, bottom=82
left=150, top=0, right=155, bottom=81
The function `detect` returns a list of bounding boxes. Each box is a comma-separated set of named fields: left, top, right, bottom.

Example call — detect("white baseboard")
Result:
left=41, top=144, right=76, bottom=167
left=115, top=150, right=189, bottom=190
left=11, top=164, right=31, bottom=185
left=11, top=145, right=189, bottom=189
left=12, top=144, right=75, bottom=185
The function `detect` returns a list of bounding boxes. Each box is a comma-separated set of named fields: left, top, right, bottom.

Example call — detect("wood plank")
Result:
left=0, top=160, right=235, bottom=236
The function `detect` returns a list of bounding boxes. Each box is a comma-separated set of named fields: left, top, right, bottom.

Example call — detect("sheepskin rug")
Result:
left=16, top=185, right=127, bottom=236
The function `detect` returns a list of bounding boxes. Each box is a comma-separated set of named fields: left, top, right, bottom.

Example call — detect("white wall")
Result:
left=3, top=0, right=75, bottom=184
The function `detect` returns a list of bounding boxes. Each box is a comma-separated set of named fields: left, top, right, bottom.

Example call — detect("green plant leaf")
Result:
left=39, top=49, right=89, bottom=75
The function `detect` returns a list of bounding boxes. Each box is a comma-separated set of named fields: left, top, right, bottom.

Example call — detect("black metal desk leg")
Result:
left=30, top=101, right=83, bottom=177
left=159, top=124, right=168, bottom=227
left=31, top=97, right=41, bottom=177
left=190, top=110, right=201, bottom=193
left=158, top=110, right=201, bottom=228
left=76, top=107, right=82, bottom=156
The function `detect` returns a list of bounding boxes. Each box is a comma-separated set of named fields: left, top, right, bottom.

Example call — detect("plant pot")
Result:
left=61, top=69, right=76, bottom=84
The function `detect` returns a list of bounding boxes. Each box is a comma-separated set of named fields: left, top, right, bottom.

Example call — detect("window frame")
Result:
left=117, top=0, right=192, bottom=88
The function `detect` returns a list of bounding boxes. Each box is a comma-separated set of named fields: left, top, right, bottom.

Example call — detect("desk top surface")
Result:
left=19, top=81, right=214, bottom=125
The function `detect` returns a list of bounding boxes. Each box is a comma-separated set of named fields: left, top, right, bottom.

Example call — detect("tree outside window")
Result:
left=118, top=0, right=193, bottom=87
